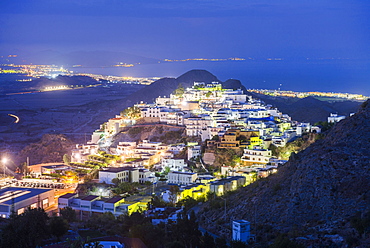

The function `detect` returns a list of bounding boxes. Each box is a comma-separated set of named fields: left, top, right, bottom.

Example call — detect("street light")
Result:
left=1, top=157, right=7, bottom=177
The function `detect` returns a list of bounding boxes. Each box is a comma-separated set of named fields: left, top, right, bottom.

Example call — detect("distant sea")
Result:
left=1, top=59, right=369, bottom=96
left=68, top=59, right=370, bottom=96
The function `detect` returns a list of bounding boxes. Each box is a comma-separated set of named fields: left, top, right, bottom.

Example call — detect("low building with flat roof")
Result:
left=0, top=187, right=55, bottom=218
left=58, top=193, right=148, bottom=216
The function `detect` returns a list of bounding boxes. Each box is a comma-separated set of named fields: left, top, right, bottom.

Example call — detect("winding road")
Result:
left=8, top=114, right=20, bottom=123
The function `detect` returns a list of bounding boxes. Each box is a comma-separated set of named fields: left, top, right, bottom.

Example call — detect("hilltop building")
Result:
left=328, top=113, right=346, bottom=123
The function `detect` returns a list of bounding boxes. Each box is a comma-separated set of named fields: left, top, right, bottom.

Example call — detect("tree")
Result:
left=269, top=234, right=304, bottom=248
left=87, top=212, right=116, bottom=233
left=169, top=185, right=180, bottom=204
left=118, top=212, right=147, bottom=235
left=176, top=196, right=198, bottom=212
left=172, top=211, right=202, bottom=248
left=350, top=211, right=370, bottom=235
left=60, top=206, right=77, bottom=222
left=314, top=121, right=335, bottom=132
left=230, top=240, right=249, bottom=248
left=120, top=106, right=141, bottom=119
left=200, top=232, right=216, bottom=248
left=17, top=162, right=31, bottom=176
left=174, top=83, right=185, bottom=96
left=1, top=208, right=50, bottom=248
left=147, top=195, right=169, bottom=209
left=63, top=154, right=71, bottom=164
left=111, top=177, right=121, bottom=187
left=49, top=216, right=69, bottom=241
left=130, top=222, right=165, bottom=248
left=215, top=237, right=228, bottom=248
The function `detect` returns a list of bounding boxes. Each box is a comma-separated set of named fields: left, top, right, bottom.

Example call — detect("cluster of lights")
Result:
left=248, top=89, right=368, bottom=101
left=1, top=64, right=70, bottom=78
left=43, top=85, right=69, bottom=91
left=163, top=57, right=246, bottom=62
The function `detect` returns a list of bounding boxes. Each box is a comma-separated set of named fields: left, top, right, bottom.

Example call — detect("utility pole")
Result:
left=221, top=197, right=227, bottom=217
left=2, top=157, right=7, bottom=177
left=224, top=198, right=226, bottom=217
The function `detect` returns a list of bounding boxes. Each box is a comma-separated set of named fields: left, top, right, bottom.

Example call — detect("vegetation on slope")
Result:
left=199, top=99, right=370, bottom=247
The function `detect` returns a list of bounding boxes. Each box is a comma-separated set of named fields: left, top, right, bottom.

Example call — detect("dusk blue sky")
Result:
left=1, top=0, right=369, bottom=58
left=1, top=0, right=370, bottom=94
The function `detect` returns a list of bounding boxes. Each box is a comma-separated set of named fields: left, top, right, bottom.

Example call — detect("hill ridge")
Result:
left=199, top=99, right=370, bottom=245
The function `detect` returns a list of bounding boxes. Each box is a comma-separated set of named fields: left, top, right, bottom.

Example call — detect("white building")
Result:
left=140, top=106, right=163, bottom=118
left=188, top=145, right=201, bottom=160
left=58, top=193, right=128, bottom=216
left=167, top=171, right=197, bottom=185
left=71, top=144, right=99, bottom=163
left=248, top=109, right=270, bottom=118
left=91, top=130, right=105, bottom=144
left=241, top=148, right=272, bottom=165
left=167, top=144, right=186, bottom=154
left=328, top=113, right=346, bottom=123
left=222, top=89, right=248, bottom=103
left=296, top=123, right=311, bottom=136
left=184, top=117, right=212, bottom=136
left=99, top=167, right=139, bottom=184
left=159, top=109, right=185, bottom=126
left=139, top=168, right=156, bottom=183
left=106, top=116, right=124, bottom=135
left=162, top=158, right=187, bottom=172
left=116, top=142, right=137, bottom=156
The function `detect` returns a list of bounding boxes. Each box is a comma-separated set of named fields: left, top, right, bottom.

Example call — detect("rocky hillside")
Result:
left=112, top=124, right=186, bottom=146
left=18, top=134, right=74, bottom=165
left=199, top=100, right=370, bottom=246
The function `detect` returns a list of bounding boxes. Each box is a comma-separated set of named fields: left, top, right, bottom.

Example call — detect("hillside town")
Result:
left=1, top=82, right=322, bottom=211
left=1, top=81, right=343, bottom=246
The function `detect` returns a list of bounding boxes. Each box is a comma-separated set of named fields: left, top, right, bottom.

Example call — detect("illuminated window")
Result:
left=17, top=208, right=25, bottom=215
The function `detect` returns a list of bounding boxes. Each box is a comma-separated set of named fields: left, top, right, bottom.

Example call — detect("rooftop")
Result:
left=0, top=187, right=53, bottom=205
left=81, top=195, right=99, bottom=201
left=101, top=167, right=139, bottom=173
left=59, top=193, right=77, bottom=199
left=105, top=196, right=124, bottom=204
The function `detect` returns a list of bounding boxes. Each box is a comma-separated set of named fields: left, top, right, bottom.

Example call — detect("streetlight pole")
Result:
left=2, top=157, right=7, bottom=178
left=221, top=197, right=227, bottom=217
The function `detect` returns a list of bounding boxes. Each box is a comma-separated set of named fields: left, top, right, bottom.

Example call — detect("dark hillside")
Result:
left=124, top=77, right=177, bottom=105
left=176, top=69, right=220, bottom=88
left=223, top=79, right=247, bottom=91
left=199, top=100, right=370, bottom=246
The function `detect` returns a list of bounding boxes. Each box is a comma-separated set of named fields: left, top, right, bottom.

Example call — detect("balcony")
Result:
left=91, top=205, right=103, bottom=210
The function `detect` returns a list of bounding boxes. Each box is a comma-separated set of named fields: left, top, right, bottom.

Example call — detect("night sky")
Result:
left=1, top=0, right=370, bottom=94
